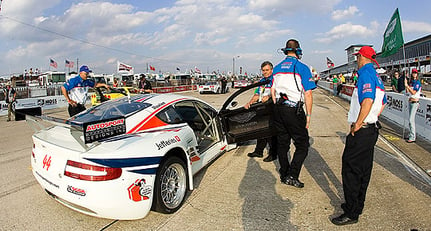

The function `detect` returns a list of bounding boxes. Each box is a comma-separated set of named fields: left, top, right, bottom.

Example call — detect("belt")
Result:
left=361, top=123, right=376, bottom=129
left=281, top=100, right=300, bottom=107
left=360, top=121, right=382, bottom=129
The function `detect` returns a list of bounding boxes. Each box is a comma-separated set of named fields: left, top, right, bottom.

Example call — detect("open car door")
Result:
left=218, top=80, right=277, bottom=144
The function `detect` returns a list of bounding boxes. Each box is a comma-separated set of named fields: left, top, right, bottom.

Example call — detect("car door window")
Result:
left=174, top=101, right=220, bottom=152
left=156, top=105, right=183, bottom=124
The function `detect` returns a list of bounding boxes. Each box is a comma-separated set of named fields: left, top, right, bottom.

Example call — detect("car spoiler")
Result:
left=26, top=114, right=126, bottom=150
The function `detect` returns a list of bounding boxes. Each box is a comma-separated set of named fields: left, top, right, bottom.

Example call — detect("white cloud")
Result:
left=314, top=21, right=379, bottom=43
left=248, top=0, right=342, bottom=13
left=331, top=6, right=360, bottom=20
left=403, top=20, right=431, bottom=33
left=312, top=50, right=333, bottom=54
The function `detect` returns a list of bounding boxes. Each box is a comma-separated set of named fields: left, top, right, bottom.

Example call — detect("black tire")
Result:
left=152, top=156, right=188, bottom=214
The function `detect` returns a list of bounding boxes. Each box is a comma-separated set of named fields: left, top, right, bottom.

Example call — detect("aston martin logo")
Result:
left=228, top=111, right=256, bottom=123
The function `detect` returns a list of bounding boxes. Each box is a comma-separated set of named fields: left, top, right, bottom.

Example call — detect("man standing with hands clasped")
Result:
left=331, top=46, right=387, bottom=226
left=271, top=39, right=316, bottom=188
left=61, top=65, right=109, bottom=117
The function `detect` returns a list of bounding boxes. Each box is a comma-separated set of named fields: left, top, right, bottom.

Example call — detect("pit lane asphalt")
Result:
left=0, top=88, right=430, bottom=231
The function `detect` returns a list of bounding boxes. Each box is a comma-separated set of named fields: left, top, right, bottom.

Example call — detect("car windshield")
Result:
left=70, top=96, right=151, bottom=124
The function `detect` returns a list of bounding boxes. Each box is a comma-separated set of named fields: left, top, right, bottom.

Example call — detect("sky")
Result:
left=0, top=0, right=430, bottom=77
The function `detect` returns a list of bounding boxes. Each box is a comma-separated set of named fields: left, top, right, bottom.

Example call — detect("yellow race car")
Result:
left=91, top=87, right=139, bottom=106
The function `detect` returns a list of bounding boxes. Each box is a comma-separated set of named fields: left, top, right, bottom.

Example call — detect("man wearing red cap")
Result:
left=405, top=68, right=422, bottom=143
left=331, top=46, right=387, bottom=226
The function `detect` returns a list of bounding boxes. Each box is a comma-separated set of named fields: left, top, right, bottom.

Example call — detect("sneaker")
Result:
left=247, top=152, right=263, bottom=158
left=282, top=176, right=304, bottom=188
left=406, top=140, right=416, bottom=143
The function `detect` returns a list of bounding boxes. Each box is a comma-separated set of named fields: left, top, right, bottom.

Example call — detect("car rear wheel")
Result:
left=152, top=156, right=188, bottom=214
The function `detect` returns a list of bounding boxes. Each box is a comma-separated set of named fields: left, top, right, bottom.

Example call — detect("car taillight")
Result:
left=32, top=144, right=35, bottom=158
left=64, top=160, right=122, bottom=181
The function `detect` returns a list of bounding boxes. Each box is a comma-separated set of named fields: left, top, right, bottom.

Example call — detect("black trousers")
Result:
left=341, top=126, right=378, bottom=219
left=68, top=103, right=86, bottom=117
left=253, top=136, right=277, bottom=157
left=273, top=105, right=309, bottom=179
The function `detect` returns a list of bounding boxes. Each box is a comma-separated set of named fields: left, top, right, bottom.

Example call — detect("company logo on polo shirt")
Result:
left=362, top=83, right=372, bottom=93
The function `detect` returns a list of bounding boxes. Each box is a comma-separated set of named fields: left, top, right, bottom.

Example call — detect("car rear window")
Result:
left=71, top=97, right=151, bottom=123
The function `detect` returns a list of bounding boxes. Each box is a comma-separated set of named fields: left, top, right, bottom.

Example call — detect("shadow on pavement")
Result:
left=304, top=137, right=344, bottom=216
left=239, top=158, right=297, bottom=231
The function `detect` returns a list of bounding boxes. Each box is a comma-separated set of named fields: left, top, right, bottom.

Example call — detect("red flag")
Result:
left=326, top=57, right=334, bottom=68
left=150, top=65, right=155, bottom=71
left=50, top=59, right=58, bottom=68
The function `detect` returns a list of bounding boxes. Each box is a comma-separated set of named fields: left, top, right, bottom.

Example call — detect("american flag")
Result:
left=326, top=57, right=334, bottom=68
left=65, top=60, right=74, bottom=68
left=50, top=59, right=58, bottom=68
left=194, top=66, right=201, bottom=74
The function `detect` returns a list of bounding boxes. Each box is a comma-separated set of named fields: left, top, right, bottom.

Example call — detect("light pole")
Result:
left=232, top=56, right=240, bottom=78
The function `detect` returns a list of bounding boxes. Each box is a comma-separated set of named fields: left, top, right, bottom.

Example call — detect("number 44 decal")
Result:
left=43, top=155, right=52, bottom=170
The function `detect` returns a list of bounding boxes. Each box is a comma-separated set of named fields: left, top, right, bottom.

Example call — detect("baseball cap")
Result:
left=353, top=46, right=380, bottom=68
left=79, top=65, right=92, bottom=73
left=411, top=68, right=418, bottom=73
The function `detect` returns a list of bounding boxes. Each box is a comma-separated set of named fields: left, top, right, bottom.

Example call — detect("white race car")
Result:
left=28, top=83, right=274, bottom=220
left=198, top=81, right=228, bottom=94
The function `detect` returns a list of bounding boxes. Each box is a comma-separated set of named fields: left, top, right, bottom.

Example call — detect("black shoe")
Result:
left=247, top=152, right=263, bottom=158
left=282, top=176, right=304, bottom=188
left=263, top=155, right=277, bottom=162
left=331, top=214, right=358, bottom=226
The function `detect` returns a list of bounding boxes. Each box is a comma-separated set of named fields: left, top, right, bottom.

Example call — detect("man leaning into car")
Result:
left=61, top=65, right=109, bottom=117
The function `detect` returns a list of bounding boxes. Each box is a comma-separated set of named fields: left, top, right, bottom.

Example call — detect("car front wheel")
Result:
left=152, top=156, right=188, bottom=214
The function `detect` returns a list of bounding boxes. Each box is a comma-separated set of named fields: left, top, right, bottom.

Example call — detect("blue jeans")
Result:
left=408, top=102, right=419, bottom=141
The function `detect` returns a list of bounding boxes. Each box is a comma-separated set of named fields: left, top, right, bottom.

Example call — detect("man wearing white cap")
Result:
left=331, top=46, right=387, bottom=225
left=61, top=65, right=109, bottom=117
left=4, top=81, right=16, bottom=121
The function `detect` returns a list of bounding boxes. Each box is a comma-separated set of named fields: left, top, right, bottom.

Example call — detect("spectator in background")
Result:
left=352, top=71, right=358, bottom=85
left=405, top=68, right=422, bottom=143
left=138, top=76, right=153, bottom=93
left=397, top=70, right=407, bottom=93
left=391, top=70, right=400, bottom=92
left=4, top=81, right=16, bottom=122
left=113, top=78, right=119, bottom=87
left=332, top=75, right=338, bottom=96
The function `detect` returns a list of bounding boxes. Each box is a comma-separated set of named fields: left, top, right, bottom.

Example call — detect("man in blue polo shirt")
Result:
left=271, top=39, right=316, bottom=188
left=331, top=46, right=387, bottom=226
left=61, top=65, right=109, bottom=117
